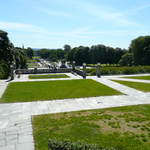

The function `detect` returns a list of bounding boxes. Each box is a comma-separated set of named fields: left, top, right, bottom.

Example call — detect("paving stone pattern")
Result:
left=0, top=73, right=150, bottom=150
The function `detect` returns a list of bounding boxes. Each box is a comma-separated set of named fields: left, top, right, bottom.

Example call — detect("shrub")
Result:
left=48, top=139, right=116, bottom=150
left=86, top=66, right=150, bottom=76
left=0, top=61, right=9, bottom=79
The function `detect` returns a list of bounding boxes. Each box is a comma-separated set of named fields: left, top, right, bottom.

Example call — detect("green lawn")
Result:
left=0, top=79, right=122, bottom=103
left=112, top=80, right=150, bottom=92
left=28, top=63, right=39, bottom=68
left=32, top=104, right=150, bottom=150
left=29, top=74, right=69, bottom=79
left=122, top=75, right=150, bottom=80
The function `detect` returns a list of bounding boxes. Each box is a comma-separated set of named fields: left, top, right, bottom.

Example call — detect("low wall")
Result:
left=15, top=68, right=72, bottom=74
left=74, top=69, right=84, bottom=77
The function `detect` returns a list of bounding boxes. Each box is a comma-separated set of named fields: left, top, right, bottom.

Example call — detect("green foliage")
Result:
left=24, top=47, right=34, bottom=59
left=129, top=36, right=150, bottom=65
left=0, top=60, right=9, bottom=79
left=67, top=45, right=126, bottom=65
left=0, top=30, right=27, bottom=79
left=119, top=53, right=134, bottom=66
left=0, top=30, right=14, bottom=64
left=14, top=47, right=27, bottom=69
left=87, top=66, right=150, bottom=76
left=48, top=139, right=116, bottom=150
left=38, top=49, right=65, bottom=61
left=64, top=44, right=71, bottom=53
left=1, top=79, right=122, bottom=103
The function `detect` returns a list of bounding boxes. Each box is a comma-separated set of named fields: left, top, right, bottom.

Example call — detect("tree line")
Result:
left=36, top=36, right=150, bottom=66
left=36, top=45, right=126, bottom=65
left=1, top=29, right=150, bottom=79
left=0, top=30, right=34, bottom=79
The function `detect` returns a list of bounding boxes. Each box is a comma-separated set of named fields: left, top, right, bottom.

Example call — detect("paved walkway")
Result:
left=0, top=74, right=150, bottom=150
left=12, top=73, right=81, bottom=82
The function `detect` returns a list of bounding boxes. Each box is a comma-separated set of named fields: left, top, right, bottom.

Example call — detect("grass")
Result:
left=112, top=80, right=150, bottom=92
left=0, top=79, right=122, bottom=103
left=28, top=62, right=39, bottom=68
left=32, top=104, right=150, bottom=150
left=29, top=74, right=69, bottom=79
left=122, top=75, right=150, bottom=80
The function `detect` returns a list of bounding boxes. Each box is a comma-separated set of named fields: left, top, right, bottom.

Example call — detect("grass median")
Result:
left=122, top=75, right=150, bottom=80
left=112, top=80, right=150, bottom=92
left=29, top=74, right=69, bottom=79
left=0, top=79, right=122, bottom=103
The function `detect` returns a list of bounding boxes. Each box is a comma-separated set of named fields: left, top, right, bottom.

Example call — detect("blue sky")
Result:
left=0, top=0, right=150, bottom=49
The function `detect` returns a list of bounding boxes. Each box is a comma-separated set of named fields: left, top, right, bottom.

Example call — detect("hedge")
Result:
left=48, top=139, right=116, bottom=150
left=0, top=61, right=9, bottom=79
left=86, top=66, right=150, bottom=76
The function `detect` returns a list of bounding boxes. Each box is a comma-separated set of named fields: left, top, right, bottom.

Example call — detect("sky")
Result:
left=0, top=0, right=150, bottom=49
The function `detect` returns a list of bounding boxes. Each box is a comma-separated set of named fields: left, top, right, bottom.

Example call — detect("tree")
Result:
left=119, top=53, right=134, bottom=66
left=0, top=30, right=14, bottom=65
left=67, top=48, right=76, bottom=62
left=129, top=36, right=150, bottom=65
left=142, top=45, right=150, bottom=65
left=74, top=46, right=90, bottom=65
left=14, top=47, right=27, bottom=69
left=64, top=44, right=71, bottom=53
left=24, top=47, right=34, bottom=59
left=56, top=49, right=65, bottom=60
left=0, top=30, right=27, bottom=79
left=39, top=49, right=50, bottom=59
left=49, top=50, right=58, bottom=62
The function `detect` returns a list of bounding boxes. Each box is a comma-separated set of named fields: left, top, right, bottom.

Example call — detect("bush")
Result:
left=0, top=61, right=9, bottom=79
left=48, top=139, right=116, bottom=150
left=86, top=66, right=150, bottom=76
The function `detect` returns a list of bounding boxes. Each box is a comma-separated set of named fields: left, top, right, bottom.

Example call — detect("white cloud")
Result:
left=0, top=21, right=90, bottom=38
left=0, top=21, right=47, bottom=33
left=77, top=1, right=140, bottom=27
left=125, top=3, right=150, bottom=16
left=40, top=9, right=72, bottom=18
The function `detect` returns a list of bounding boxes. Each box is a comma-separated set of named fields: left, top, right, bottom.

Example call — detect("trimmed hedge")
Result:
left=48, top=139, right=116, bottom=150
left=86, top=66, right=150, bottom=76
left=0, top=61, right=9, bottom=79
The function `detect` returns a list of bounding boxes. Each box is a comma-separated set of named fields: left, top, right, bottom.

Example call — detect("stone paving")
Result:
left=0, top=74, right=150, bottom=150
left=12, top=73, right=81, bottom=83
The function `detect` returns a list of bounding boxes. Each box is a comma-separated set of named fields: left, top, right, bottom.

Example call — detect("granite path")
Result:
left=0, top=74, right=150, bottom=150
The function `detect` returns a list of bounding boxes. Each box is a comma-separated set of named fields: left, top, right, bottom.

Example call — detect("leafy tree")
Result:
left=49, top=50, right=58, bottom=62
left=0, top=60, right=9, bottom=79
left=67, top=44, right=125, bottom=65
left=39, top=49, right=50, bottom=59
left=114, top=48, right=126, bottom=64
left=90, top=45, right=107, bottom=64
left=56, top=49, right=65, bottom=60
left=74, top=46, right=90, bottom=65
left=67, top=48, right=76, bottom=62
left=0, top=30, right=14, bottom=65
left=24, top=47, right=34, bottom=59
left=119, top=53, right=134, bottom=66
left=64, top=44, right=71, bottom=53
left=14, top=47, right=27, bottom=69
left=129, top=36, right=150, bottom=65
left=0, top=30, right=27, bottom=79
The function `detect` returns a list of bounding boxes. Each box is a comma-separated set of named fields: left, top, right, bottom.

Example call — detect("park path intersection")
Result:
left=0, top=73, right=150, bottom=150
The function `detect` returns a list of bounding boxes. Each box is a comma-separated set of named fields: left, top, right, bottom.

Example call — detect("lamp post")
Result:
left=96, top=63, right=101, bottom=78
left=83, top=63, right=86, bottom=79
